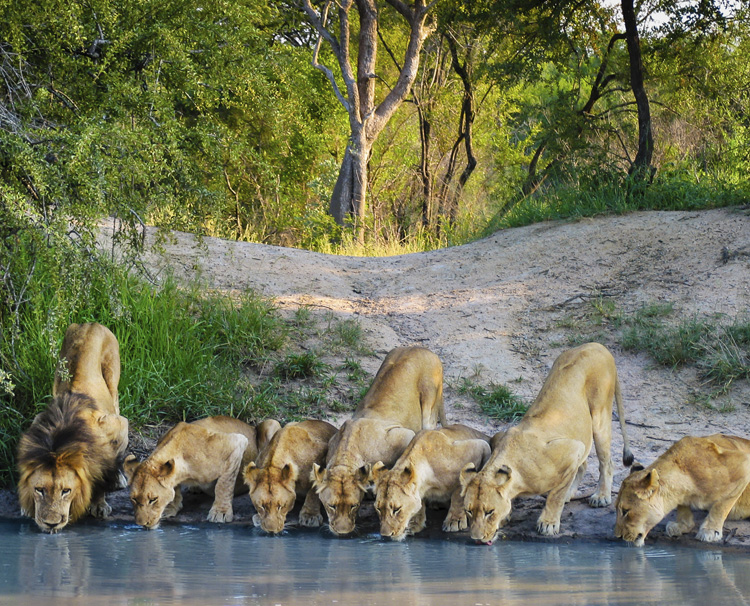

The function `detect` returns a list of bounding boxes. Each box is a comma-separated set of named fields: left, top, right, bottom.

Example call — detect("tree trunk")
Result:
left=621, top=0, right=655, bottom=179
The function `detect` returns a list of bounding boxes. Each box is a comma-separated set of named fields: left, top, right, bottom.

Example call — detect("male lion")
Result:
left=371, top=424, right=491, bottom=541
left=615, top=434, right=750, bottom=546
left=17, top=322, right=128, bottom=533
left=244, top=419, right=337, bottom=533
left=460, top=342, right=633, bottom=544
left=311, top=346, right=447, bottom=535
left=124, top=416, right=280, bottom=529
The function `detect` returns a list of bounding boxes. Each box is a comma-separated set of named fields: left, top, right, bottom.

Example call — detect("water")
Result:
left=2, top=518, right=750, bottom=606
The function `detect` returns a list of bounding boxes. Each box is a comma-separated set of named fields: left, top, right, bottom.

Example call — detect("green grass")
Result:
left=457, top=377, right=528, bottom=422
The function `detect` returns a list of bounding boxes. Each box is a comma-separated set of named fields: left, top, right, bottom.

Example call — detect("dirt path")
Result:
left=4, top=207, right=750, bottom=547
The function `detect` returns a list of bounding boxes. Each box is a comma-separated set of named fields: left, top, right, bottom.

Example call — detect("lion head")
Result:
left=17, top=394, right=106, bottom=533
left=614, top=464, right=663, bottom=547
left=244, top=462, right=298, bottom=534
left=311, top=463, right=370, bottom=535
left=459, top=463, right=513, bottom=545
left=124, top=455, right=178, bottom=529
left=371, top=461, right=421, bottom=541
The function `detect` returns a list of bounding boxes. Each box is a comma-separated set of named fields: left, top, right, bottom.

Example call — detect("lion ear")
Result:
left=370, top=461, right=387, bottom=485
left=159, top=459, right=176, bottom=479
left=310, top=463, right=326, bottom=489
left=356, top=464, right=371, bottom=491
left=459, top=462, right=477, bottom=492
left=633, top=469, right=660, bottom=499
left=243, top=462, right=259, bottom=491
left=401, top=465, right=416, bottom=483
left=280, top=463, right=298, bottom=485
left=123, top=454, right=140, bottom=483
left=495, top=465, right=512, bottom=488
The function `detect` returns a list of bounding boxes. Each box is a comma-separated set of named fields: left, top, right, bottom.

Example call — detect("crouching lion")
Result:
left=615, top=433, right=750, bottom=546
left=460, top=342, right=633, bottom=544
left=17, top=322, right=129, bottom=533
left=312, top=346, right=447, bottom=535
left=244, top=419, right=338, bottom=533
left=371, top=424, right=491, bottom=541
left=124, top=416, right=280, bottom=528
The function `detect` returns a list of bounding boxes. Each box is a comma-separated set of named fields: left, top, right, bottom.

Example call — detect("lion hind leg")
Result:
left=666, top=505, right=695, bottom=538
left=589, top=413, right=615, bottom=507
left=299, top=489, right=324, bottom=527
left=443, top=488, right=469, bottom=532
left=565, top=461, right=587, bottom=503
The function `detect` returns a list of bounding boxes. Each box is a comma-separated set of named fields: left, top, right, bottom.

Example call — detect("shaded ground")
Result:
left=4, top=207, right=750, bottom=548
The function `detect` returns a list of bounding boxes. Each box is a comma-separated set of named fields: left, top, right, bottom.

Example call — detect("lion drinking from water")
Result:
left=460, top=343, right=633, bottom=544
left=371, top=424, right=491, bottom=540
left=17, top=322, right=129, bottom=533
left=311, top=346, right=447, bottom=535
left=615, top=433, right=750, bottom=546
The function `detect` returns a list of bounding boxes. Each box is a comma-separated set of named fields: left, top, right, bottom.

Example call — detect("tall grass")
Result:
left=0, top=254, right=286, bottom=485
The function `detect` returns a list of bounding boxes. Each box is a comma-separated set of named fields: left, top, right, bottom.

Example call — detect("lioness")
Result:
left=125, top=416, right=280, bottom=528
left=460, top=342, right=633, bottom=544
left=615, top=434, right=750, bottom=546
left=244, top=419, right=337, bottom=533
left=311, top=346, right=447, bottom=535
left=371, top=424, right=491, bottom=541
left=17, top=322, right=128, bottom=533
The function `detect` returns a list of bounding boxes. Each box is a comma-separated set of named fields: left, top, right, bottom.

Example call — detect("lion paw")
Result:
left=299, top=511, right=323, bottom=527
left=666, top=522, right=685, bottom=538
left=696, top=528, right=722, bottom=542
left=588, top=493, right=611, bottom=508
left=252, top=514, right=262, bottom=528
left=163, top=503, right=182, bottom=518
left=442, top=514, right=468, bottom=533
left=208, top=506, right=233, bottom=523
left=88, top=500, right=112, bottom=519
left=536, top=519, right=560, bottom=536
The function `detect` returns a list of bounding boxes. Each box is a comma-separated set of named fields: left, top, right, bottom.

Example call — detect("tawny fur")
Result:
left=244, top=420, right=337, bottom=533
left=17, top=323, right=127, bottom=533
left=125, top=416, right=279, bottom=528
left=371, top=424, right=491, bottom=541
left=615, top=434, right=750, bottom=546
left=311, top=346, right=447, bottom=535
left=460, top=342, right=633, bottom=544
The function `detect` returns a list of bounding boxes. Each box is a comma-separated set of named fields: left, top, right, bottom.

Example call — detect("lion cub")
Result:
left=371, top=425, right=491, bottom=541
left=312, top=346, right=447, bottom=535
left=615, top=434, right=750, bottom=546
left=124, top=416, right=280, bottom=529
left=460, top=343, right=634, bottom=544
left=244, top=419, right=337, bottom=533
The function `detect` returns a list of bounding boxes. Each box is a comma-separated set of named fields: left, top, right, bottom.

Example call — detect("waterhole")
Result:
left=2, top=519, right=749, bottom=605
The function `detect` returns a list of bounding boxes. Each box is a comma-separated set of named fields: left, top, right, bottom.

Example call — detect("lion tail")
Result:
left=615, top=371, right=634, bottom=467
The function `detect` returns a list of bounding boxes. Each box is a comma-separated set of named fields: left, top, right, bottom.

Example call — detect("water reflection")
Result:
left=2, top=519, right=750, bottom=605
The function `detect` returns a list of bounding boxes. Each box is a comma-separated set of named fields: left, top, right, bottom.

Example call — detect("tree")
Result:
left=621, top=0, right=655, bottom=181
left=299, top=0, right=437, bottom=236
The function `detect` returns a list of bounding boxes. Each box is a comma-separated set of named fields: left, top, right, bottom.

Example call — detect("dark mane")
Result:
left=17, top=393, right=99, bottom=472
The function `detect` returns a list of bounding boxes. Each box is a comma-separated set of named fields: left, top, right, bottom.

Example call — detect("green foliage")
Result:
left=458, top=378, right=528, bottom=422
left=274, top=352, right=329, bottom=380
left=619, top=305, right=750, bottom=391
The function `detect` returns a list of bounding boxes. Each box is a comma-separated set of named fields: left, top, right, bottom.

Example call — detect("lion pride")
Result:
left=311, top=346, right=447, bottom=535
left=371, top=424, right=491, bottom=540
left=615, top=434, right=750, bottom=546
left=460, top=342, right=633, bottom=544
left=17, top=322, right=129, bottom=533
